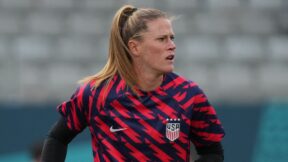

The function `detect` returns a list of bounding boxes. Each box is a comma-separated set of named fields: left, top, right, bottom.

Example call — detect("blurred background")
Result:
left=0, top=0, right=288, bottom=162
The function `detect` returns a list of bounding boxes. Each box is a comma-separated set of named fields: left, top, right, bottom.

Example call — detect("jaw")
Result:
left=132, top=56, right=175, bottom=76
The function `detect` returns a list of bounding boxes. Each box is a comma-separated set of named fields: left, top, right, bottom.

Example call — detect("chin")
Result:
left=163, top=67, right=174, bottom=73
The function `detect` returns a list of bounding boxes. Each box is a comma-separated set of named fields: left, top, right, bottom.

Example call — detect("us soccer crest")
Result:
left=165, top=118, right=181, bottom=142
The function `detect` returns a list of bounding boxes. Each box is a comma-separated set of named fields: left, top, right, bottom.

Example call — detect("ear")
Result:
left=128, top=39, right=140, bottom=56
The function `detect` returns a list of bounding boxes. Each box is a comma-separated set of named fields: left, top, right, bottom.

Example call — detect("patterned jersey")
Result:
left=58, top=72, right=225, bottom=162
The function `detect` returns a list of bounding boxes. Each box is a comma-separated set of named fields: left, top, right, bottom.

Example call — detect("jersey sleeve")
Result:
left=189, top=85, right=225, bottom=147
left=57, top=84, right=89, bottom=133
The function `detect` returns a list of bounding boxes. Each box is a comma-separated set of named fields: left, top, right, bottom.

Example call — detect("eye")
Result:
left=158, top=37, right=165, bottom=41
left=157, top=35, right=175, bottom=42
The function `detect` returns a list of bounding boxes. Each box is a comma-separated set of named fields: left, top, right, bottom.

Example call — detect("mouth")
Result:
left=166, top=55, right=175, bottom=61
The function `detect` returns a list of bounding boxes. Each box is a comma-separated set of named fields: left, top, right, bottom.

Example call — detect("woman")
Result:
left=41, top=5, right=225, bottom=162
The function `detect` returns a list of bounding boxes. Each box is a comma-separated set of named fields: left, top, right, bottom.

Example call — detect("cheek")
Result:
left=144, top=49, right=163, bottom=64
left=145, top=45, right=163, bottom=58
left=140, top=44, right=165, bottom=65
left=150, top=45, right=163, bottom=54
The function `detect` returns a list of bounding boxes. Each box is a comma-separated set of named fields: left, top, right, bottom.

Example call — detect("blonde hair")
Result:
left=79, top=5, right=168, bottom=92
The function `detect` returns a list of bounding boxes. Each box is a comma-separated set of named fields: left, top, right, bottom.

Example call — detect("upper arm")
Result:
left=48, top=117, right=79, bottom=145
left=57, top=84, right=90, bottom=132
left=189, top=85, right=225, bottom=147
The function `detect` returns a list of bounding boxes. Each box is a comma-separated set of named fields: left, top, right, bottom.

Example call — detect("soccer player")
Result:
left=41, top=5, right=225, bottom=162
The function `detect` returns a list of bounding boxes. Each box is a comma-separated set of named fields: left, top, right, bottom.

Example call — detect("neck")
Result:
left=136, top=71, right=164, bottom=92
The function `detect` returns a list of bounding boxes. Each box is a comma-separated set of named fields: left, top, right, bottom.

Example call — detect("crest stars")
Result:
left=166, top=118, right=181, bottom=121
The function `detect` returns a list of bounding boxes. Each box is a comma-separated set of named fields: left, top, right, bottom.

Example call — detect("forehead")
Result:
left=143, top=18, right=174, bottom=36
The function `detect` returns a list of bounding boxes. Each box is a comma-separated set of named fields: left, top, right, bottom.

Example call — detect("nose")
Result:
left=168, top=39, right=176, bottom=51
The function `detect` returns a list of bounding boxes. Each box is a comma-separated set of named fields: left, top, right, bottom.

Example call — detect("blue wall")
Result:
left=0, top=101, right=287, bottom=162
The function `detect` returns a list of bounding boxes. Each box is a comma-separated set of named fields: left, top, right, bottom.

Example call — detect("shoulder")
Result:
left=73, top=79, right=99, bottom=100
left=164, top=72, right=199, bottom=90
left=67, top=83, right=90, bottom=107
left=84, top=74, right=126, bottom=101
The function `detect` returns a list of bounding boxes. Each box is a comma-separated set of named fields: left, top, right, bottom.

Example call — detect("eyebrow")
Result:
left=137, top=32, right=175, bottom=39
left=158, top=33, right=174, bottom=37
left=147, top=32, right=174, bottom=37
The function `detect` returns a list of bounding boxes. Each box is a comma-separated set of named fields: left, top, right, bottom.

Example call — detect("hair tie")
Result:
left=126, top=7, right=137, bottom=17
left=131, top=8, right=137, bottom=13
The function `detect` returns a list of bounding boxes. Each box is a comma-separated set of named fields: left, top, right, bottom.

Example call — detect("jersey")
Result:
left=57, top=72, right=225, bottom=162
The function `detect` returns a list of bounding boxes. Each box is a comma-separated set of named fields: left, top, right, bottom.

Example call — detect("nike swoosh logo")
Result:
left=110, top=126, right=127, bottom=132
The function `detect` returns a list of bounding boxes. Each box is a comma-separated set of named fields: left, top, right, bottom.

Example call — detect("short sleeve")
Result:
left=57, top=84, right=88, bottom=133
left=190, top=85, right=225, bottom=147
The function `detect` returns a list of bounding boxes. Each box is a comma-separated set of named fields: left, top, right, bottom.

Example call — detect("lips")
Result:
left=166, top=55, right=174, bottom=60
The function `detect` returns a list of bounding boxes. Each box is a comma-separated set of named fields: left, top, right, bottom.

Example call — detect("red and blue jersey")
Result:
left=58, top=72, right=225, bottom=162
